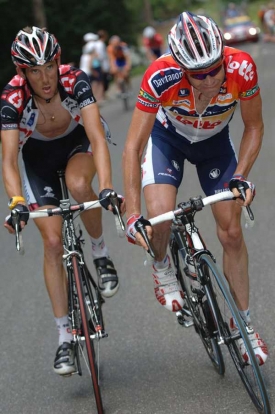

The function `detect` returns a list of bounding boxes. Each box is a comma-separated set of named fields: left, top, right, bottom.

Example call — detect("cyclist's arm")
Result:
left=234, top=93, right=264, bottom=204
left=122, top=107, right=156, bottom=247
left=2, top=129, right=28, bottom=232
left=1, top=129, right=24, bottom=199
left=81, top=103, right=113, bottom=192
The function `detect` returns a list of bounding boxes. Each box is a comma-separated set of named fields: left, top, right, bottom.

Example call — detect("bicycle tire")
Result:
left=169, top=238, right=225, bottom=375
left=82, top=262, right=105, bottom=333
left=72, top=255, right=104, bottom=414
left=120, top=80, right=129, bottom=111
left=200, top=254, right=271, bottom=414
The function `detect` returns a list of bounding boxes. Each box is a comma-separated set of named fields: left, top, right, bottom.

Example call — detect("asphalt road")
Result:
left=1, top=41, right=275, bottom=414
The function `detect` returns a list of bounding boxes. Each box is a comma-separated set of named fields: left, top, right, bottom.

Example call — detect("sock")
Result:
left=55, top=315, right=73, bottom=345
left=153, top=254, right=169, bottom=271
left=239, top=309, right=251, bottom=324
left=90, top=234, right=109, bottom=259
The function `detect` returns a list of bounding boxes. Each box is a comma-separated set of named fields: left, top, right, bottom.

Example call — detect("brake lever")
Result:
left=109, top=191, right=125, bottom=232
left=237, top=183, right=254, bottom=221
left=11, top=209, right=22, bottom=252
left=135, top=220, right=155, bottom=258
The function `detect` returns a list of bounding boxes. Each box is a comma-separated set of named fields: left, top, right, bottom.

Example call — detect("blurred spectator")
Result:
left=107, top=35, right=131, bottom=95
left=263, top=3, right=275, bottom=42
left=142, top=26, right=164, bottom=63
left=79, top=32, right=98, bottom=80
left=94, top=30, right=110, bottom=101
left=79, top=32, right=105, bottom=105
left=258, top=5, right=268, bottom=31
left=223, top=2, right=241, bottom=20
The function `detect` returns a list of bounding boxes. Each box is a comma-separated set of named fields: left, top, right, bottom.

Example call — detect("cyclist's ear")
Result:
left=16, top=67, right=26, bottom=79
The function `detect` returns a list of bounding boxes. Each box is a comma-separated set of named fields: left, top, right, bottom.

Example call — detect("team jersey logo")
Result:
left=178, top=88, right=190, bottom=97
left=226, top=56, right=255, bottom=81
left=240, top=85, right=259, bottom=98
left=139, top=88, right=159, bottom=102
left=209, top=168, right=220, bottom=179
left=149, top=67, right=183, bottom=98
left=7, top=90, right=23, bottom=109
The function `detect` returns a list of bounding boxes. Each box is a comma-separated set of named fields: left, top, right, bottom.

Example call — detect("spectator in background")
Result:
left=79, top=32, right=105, bottom=105
left=263, top=3, right=275, bottom=42
left=142, top=26, right=164, bottom=63
left=94, top=30, right=110, bottom=102
left=79, top=32, right=99, bottom=81
left=258, top=5, right=268, bottom=32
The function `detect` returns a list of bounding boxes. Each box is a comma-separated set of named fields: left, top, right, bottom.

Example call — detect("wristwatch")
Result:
left=8, top=196, right=26, bottom=210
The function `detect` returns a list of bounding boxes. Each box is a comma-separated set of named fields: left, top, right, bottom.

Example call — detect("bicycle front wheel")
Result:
left=200, top=254, right=271, bottom=414
left=170, top=238, right=225, bottom=375
left=72, top=255, right=104, bottom=414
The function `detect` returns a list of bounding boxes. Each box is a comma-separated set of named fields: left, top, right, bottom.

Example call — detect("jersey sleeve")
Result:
left=226, top=50, right=260, bottom=101
left=59, top=65, right=96, bottom=107
left=136, top=62, right=162, bottom=113
left=0, top=78, right=25, bottom=130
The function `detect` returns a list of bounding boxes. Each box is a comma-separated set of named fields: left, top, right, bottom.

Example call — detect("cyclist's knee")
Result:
left=68, top=178, right=93, bottom=201
left=43, top=233, right=63, bottom=257
left=217, top=224, right=243, bottom=250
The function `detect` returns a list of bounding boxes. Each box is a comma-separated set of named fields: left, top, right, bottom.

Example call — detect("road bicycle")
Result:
left=10, top=170, right=125, bottom=414
left=138, top=189, right=271, bottom=414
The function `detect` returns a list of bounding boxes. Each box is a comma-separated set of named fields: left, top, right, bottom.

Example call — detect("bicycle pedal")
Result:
left=176, top=311, right=194, bottom=328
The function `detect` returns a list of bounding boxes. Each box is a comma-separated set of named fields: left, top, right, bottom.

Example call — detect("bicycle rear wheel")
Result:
left=170, top=238, right=225, bottom=375
left=200, top=254, right=271, bottom=414
left=72, top=255, right=104, bottom=414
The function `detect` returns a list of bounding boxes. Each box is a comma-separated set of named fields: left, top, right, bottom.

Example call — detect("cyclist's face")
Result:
left=185, top=61, right=225, bottom=98
left=25, top=61, right=59, bottom=100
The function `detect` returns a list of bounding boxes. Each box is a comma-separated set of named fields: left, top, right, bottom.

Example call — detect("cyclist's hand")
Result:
left=229, top=175, right=255, bottom=206
left=126, top=214, right=152, bottom=248
left=99, top=189, right=126, bottom=214
left=4, top=204, right=29, bottom=234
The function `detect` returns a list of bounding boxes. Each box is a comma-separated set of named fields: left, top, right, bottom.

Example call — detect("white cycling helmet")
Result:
left=143, top=26, right=156, bottom=39
left=168, top=12, right=224, bottom=70
left=11, top=26, right=61, bottom=68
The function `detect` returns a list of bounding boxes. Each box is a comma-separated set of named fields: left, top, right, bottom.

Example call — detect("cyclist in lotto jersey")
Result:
left=123, top=12, right=268, bottom=365
left=1, top=26, right=124, bottom=376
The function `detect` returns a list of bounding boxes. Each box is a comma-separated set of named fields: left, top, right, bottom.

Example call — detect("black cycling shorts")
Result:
left=22, top=124, right=91, bottom=208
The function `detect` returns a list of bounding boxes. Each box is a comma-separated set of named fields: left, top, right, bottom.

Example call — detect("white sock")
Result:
left=153, top=254, right=169, bottom=270
left=55, top=315, right=73, bottom=345
left=90, top=234, right=109, bottom=259
left=239, top=309, right=251, bottom=324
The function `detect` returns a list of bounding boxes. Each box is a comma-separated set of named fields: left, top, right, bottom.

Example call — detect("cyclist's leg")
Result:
left=22, top=138, right=76, bottom=375
left=65, top=149, right=119, bottom=298
left=142, top=133, right=186, bottom=311
left=33, top=215, right=76, bottom=374
left=196, top=131, right=268, bottom=364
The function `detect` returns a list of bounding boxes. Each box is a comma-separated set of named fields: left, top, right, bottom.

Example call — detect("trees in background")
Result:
left=0, top=0, right=262, bottom=90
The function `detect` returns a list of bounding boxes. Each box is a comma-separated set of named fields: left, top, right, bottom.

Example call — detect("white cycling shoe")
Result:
left=230, top=318, right=268, bottom=366
left=152, top=256, right=184, bottom=312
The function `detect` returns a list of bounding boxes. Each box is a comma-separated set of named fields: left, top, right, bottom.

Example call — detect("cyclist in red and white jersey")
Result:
left=1, top=26, right=124, bottom=376
left=123, top=12, right=268, bottom=365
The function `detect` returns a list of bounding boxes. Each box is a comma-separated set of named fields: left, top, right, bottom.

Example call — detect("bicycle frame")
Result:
left=10, top=171, right=124, bottom=414
left=145, top=192, right=270, bottom=413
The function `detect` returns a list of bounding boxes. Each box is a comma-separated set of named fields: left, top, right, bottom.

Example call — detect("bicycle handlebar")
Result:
left=10, top=192, right=125, bottom=252
left=138, top=190, right=254, bottom=257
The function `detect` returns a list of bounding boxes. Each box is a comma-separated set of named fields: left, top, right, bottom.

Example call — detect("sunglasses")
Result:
left=186, top=63, right=223, bottom=80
